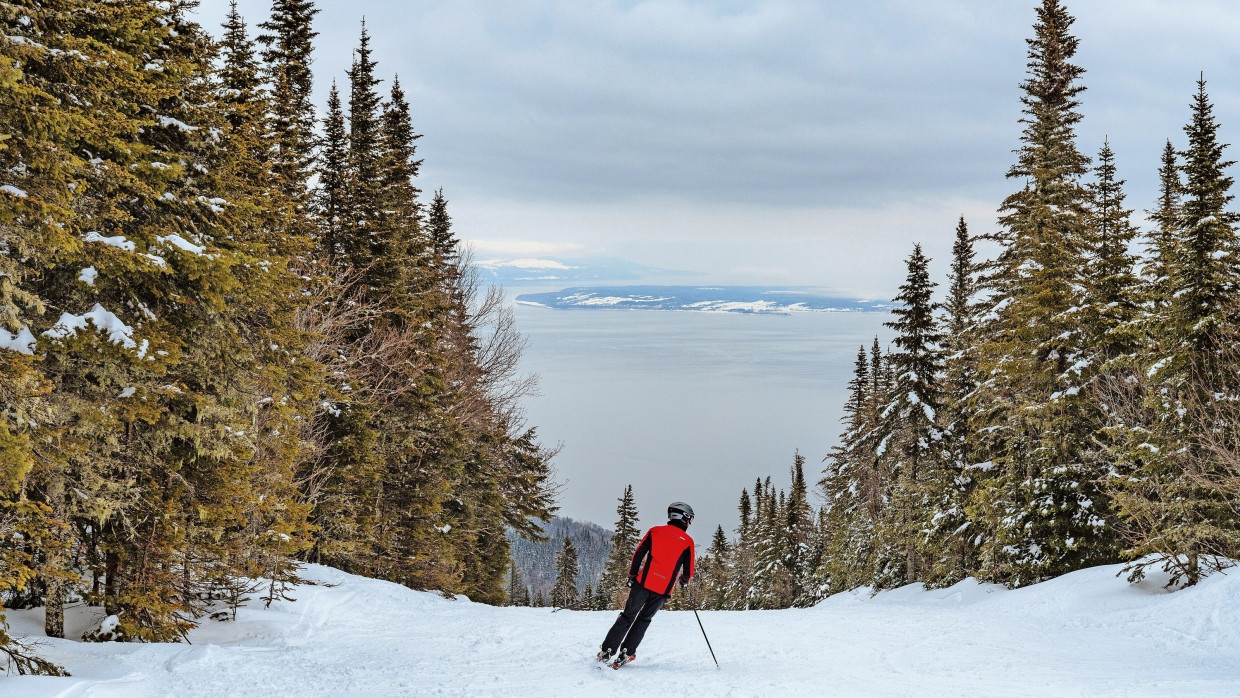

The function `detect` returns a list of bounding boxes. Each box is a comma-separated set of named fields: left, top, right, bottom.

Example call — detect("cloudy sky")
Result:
left=197, top=0, right=1240, bottom=296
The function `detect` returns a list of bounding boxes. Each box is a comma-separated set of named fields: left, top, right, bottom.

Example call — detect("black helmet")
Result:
left=668, top=501, right=694, bottom=524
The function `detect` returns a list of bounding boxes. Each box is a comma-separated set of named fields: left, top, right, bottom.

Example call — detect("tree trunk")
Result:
left=43, top=474, right=66, bottom=638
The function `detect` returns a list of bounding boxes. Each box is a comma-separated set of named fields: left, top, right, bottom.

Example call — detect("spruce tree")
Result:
left=924, top=218, right=981, bottom=586
left=1144, top=140, right=1182, bottom=310
left=820, top=340, right=885, bottom=593
left=317, top=82, right=349, bottom=259
left=599, top=485, right=641, bottom=607
left=969, top=0, right=1113, bottom=586
left=1110, top=77, right=1240, bottom=586
left=1084, top=140, right=1141, bottom=362
left=701, top=525, right=731, bottom=609
left=257, top=0, right=319, bottom=205
left=783, top=452, right=814, bottom=603
left=551, top=537, right=580, bottom=609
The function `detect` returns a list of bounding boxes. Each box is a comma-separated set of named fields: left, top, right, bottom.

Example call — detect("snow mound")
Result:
left=5, top=562, right=1240, bottom=696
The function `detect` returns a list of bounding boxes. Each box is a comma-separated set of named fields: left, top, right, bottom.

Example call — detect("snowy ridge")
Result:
left=517, top=286, right=895, bottom=314
left=5, top=561, right=1238, bottom=696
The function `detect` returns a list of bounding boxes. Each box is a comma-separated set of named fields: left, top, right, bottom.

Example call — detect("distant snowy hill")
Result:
left=7, top=561, right=1240, bottom=696
left=517, top=286, right=895, bottom=314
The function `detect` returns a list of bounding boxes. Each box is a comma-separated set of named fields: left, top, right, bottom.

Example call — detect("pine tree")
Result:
left=599, top=485, right=641, bottom=607
left=784, top=452, right=814, bottom=603
left=1110, top=77, right=1240, bottom=586
left=1084, top=140, right=1142, bottom=363
left=968, top=0, right=1113, bottom=586
left=1144, top=140, right=1182, bottom=309
left=257, top=0, right=319, bottom=205
left=924, top=218, right=981, bottom=587
left=701, top=525, right=731, bottom=609
left=551, top=537, right=580, bottom=608
left=316, top=82, right=349, bottom=259
left=872, top=244, right=944, bottom=588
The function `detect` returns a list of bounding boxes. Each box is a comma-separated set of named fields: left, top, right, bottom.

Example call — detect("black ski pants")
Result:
left=600, top=585, right=666, bottom=658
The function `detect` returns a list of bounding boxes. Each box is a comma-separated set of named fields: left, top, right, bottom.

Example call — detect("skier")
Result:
left=597, top=501, right=696, bottom=668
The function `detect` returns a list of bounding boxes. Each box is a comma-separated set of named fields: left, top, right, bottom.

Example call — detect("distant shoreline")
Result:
left=514, top=285, right=896, bottom=314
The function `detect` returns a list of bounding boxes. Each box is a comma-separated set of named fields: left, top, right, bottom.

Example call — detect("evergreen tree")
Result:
left=1110, top=77, right=1240, bottom=586
left=701, top=525, right=731, bottom=609
left=316, top=82, right=349, bottom=259
left=1143, top=140, right=1182, bottom=309
left=342, top=22, right=386, bottom=277
left=925, top=218, right=981, bottom=586
left=872, top=244, right=944, bottom=588
left=257, top=0, right=319, bottom=205
left=968, top=0, right=1113, bottom=586
left=551, top=537, right=580, bottom=608
left=783, top=452, right=814, bottom=603
left=819, top=341, right=884, bottom=593
left=1084, top=140, right=1142, bottom=363
left=507, top=563, right=525, bottom=606
left=599, top=485, right=641, bottom=607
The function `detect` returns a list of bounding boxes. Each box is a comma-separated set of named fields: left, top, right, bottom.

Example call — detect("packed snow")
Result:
left=4, top=561, right=1239, bottom=696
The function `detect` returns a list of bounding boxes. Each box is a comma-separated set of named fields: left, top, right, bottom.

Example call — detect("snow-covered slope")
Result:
left=5, top=562, right=1239, bottom=697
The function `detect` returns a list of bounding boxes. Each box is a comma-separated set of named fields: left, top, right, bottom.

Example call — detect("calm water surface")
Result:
left=514, top=306, right=893, bottom=538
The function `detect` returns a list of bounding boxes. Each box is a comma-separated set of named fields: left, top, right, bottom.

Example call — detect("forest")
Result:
left=0, top=0, right=557, bottom=673
left=625, top=0, right=1240, bottom=611
left=5, top=0, right=1240, bottom=678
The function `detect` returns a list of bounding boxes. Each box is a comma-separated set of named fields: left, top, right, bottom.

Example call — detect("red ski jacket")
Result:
left=629, top=524, right=695, bottom=596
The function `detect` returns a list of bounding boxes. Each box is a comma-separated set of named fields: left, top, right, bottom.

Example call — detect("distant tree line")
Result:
left=0, top=0, right=556, bottom=672
left=505, top=516, right=610, bottom=607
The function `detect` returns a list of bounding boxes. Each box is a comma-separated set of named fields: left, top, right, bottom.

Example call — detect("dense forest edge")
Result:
left=0, top=0, right=559, bottom=674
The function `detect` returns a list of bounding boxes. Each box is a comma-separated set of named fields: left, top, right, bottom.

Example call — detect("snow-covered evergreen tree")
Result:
left=872, top=244, right=944, bottom=588
left=968, top=0, right=1115, bottom=586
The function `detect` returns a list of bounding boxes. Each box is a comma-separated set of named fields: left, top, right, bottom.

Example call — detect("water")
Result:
left=514, top=306, right=893, bottom=539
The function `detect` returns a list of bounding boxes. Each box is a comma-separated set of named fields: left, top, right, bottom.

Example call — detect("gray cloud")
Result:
left=197, top=1, right=1240, bottom=293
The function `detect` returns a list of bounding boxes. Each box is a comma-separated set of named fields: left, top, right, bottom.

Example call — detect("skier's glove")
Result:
left=625, top=576, right=635, bottom=588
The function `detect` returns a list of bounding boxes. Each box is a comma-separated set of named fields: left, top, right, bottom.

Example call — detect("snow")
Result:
left=77, top=266, right=97, bottom=286
left=1, top=184, right=28, bottom=198
left=157, top=233, right=205, bottom=256
left=83, top=231, right=135, bottom=252
left=5, top=562, right=1240, bottom=696
left=0, top=326, right=36, bottom=355
left=42, top=304, right=137, bottom=351
left=156, top=115, right=197, bottom=132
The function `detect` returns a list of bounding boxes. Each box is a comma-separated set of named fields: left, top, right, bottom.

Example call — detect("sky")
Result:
left=196, top=0, right=1240, bottom=298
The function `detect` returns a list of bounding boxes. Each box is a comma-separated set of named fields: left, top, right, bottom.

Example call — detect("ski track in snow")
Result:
left=4, top=562, right=1240, bottom=697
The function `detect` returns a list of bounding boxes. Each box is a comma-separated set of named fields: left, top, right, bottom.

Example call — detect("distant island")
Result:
left=515, top=286, right=895, bottom=314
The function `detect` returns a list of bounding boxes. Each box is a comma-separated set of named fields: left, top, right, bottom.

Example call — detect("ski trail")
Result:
left=4, top=562, right=1240, bottom=697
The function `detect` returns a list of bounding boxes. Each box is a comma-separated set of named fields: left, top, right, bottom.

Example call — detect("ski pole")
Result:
left=691, top=604, right=720, bottom=669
